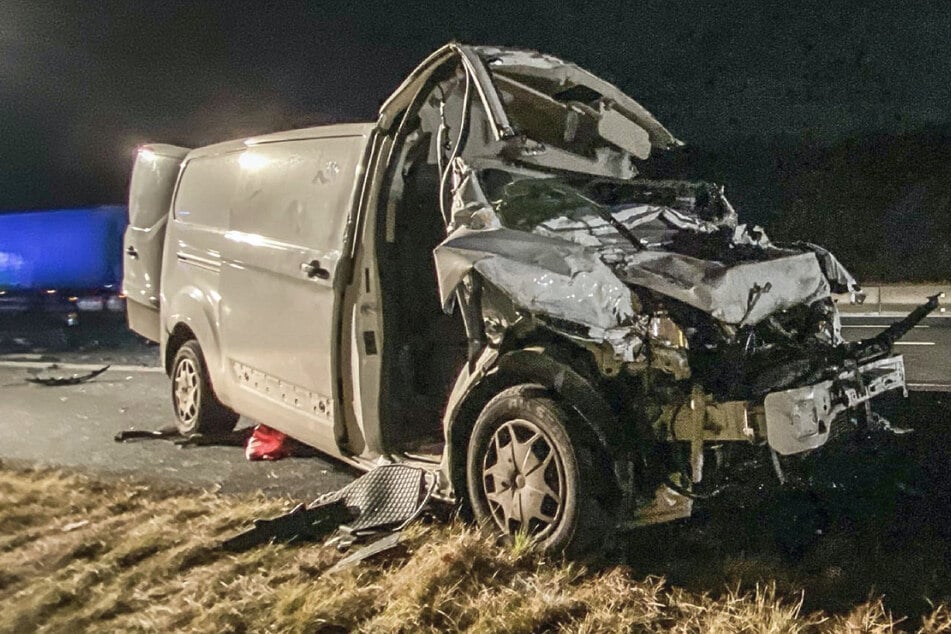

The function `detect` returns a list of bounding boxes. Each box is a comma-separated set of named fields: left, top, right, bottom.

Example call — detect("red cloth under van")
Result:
left=245, top=425, right=291, bottom=461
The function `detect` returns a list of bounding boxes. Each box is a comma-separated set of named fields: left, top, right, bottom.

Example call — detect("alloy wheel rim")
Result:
left=174, top=358, right=200, bottom=425
left=481, top=418, right=565, bottom=539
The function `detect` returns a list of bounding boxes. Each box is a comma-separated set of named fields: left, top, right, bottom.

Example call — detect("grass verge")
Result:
left=1, top=464, right=950, bottom=633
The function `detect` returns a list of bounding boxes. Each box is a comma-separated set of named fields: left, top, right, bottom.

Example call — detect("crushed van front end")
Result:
left=434, top=167, right=938, bottom=528
left=378, top=43, right=939, bottom=547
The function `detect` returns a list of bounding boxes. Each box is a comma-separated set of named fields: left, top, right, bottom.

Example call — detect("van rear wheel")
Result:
left=466, top=384, right=616, bottom=558
left=171, top=340, right=239, bottom=435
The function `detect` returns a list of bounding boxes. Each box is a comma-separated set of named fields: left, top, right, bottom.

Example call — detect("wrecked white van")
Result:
left=123, top=43, right=936, bottom=555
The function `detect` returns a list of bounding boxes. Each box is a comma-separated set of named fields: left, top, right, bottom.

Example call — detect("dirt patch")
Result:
left=1, top=460, right=950, bottom=633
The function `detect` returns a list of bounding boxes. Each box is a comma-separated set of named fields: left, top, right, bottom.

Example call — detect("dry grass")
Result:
left=0, top=465, right=948, bottom=633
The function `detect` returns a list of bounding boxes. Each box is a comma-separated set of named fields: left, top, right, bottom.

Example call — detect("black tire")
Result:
left=466, top=384, right=617, bottom=558
left=171, top=340, right=239, bottom=435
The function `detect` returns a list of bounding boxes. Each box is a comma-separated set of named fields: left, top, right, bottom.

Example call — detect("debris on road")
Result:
left=222, top=464, right=437, bottom=556
left=114, top=423, right=317, bottom=458
left=113, top=425, right=181, bottom=442
left=115, top=425, right=251, bottom=448
left=25, top=364, right=110, bottom=386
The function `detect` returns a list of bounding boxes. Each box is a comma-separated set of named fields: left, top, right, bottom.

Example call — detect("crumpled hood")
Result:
left=609, top=248, right=831, bottom=326
left=436, top=188, right=837, bottom=340
left=434, top=227, right=636, bottom=336
left=434, top=224, right=831, bottom=332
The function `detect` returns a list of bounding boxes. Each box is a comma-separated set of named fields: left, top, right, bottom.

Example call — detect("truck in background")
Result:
left=0, top=205, right=128, bottom=346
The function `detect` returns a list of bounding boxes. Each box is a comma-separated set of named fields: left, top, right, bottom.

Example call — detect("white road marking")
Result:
left=894, top=341, right=935, bottom=346
left=0, top=360, right=164, bottom=373
left=908, top=382, right=951, bottom=392
left=842, top=324, right=930, bottom=328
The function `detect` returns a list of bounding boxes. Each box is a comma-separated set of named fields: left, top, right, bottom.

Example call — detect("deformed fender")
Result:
left=439, top=344, right=629, bottom=507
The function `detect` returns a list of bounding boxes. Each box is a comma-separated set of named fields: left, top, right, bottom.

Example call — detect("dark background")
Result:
left=1, top=0, right=948, bottom=280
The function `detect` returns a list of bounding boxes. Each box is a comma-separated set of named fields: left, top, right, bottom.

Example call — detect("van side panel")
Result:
left=124, top=144, right=189, bottom=342
left=216, top=133, right=370, bottom=455
left=160, top=152, right=240, bottom=394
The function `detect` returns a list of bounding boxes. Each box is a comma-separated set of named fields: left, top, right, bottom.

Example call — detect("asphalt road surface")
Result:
left=0, top=311, right=947, bottom=501
left=841, top=314, right=951, bottom=391
left=0, top=358, right=358, bottom=499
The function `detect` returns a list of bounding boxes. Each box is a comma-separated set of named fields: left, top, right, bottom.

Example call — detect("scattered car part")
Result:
left=171, top=427, right=257, bottom=449
left=26, top=364, right=110, bottom=386
left=221, top=465, right=436, bottom=553
left=114, top=425, right=252, bottom=447
left=326, top=531, right=405, bottom=574
left=311, top=464, right=437, bottom=535
left=114, top=425, right=180, bottom=442
left=221, top=500, right=353, bottom=552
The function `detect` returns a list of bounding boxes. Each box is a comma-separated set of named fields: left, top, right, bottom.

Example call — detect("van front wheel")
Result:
left=466, top=384, right=616, bottom=558
left=171, top=340, right=239, bottom=435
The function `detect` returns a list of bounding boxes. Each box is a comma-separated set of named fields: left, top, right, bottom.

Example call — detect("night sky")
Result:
left=1, top=1, right=949, bottom=212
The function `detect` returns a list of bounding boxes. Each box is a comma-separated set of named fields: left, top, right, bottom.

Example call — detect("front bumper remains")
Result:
left=640, top=354, right=907, bottom=526
left=763, top=355, right=906, bottom=455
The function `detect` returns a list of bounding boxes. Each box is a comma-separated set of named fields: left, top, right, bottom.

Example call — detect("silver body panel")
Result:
left=123, top=144, right=189, bottom=342
left=157, top=123, right=374, bottom=457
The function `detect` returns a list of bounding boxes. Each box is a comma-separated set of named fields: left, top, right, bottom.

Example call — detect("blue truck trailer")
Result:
left=0, top=205, right=128, bottom=333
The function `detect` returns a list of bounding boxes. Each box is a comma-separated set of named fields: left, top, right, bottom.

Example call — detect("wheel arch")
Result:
left=164, top=322, right=197, bottom=375
left=161, top=280, right=224, bottom=380
left=444, top=343, right=626, bottom=516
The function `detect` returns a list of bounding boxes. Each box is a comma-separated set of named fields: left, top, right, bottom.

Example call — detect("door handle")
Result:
left=126, top=245, right=139, bottom=259
left=300, top=259, right=330, bottom=280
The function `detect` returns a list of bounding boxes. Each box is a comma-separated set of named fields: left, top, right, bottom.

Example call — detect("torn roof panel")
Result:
left=470, top=45, right=683, bottom=151
left=379, top=43, right=683, bottom=162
